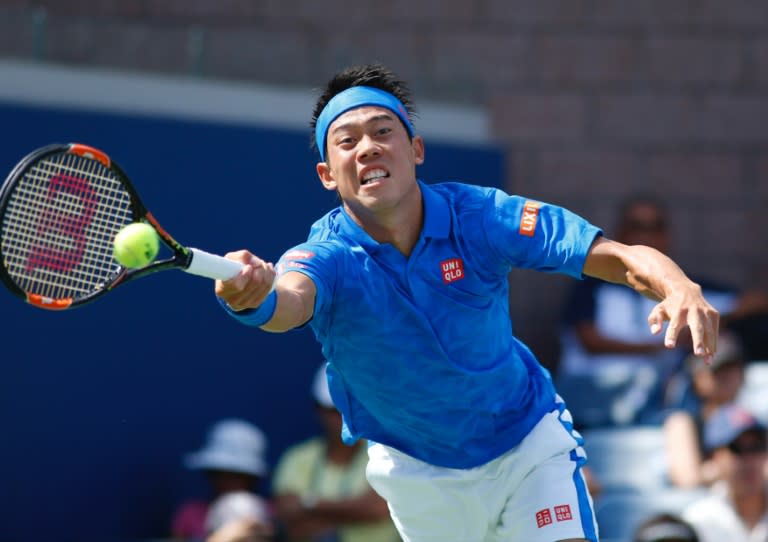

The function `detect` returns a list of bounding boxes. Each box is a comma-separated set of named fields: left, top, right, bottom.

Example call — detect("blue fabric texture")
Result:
left=267, top=181, right=602, bottom=468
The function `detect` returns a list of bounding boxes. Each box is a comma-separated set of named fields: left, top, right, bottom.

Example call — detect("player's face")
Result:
left=316, top=106, right=425, bottom=217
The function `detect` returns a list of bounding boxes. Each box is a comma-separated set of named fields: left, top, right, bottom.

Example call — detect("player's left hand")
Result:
left=646, top=282, right=720, bottom=363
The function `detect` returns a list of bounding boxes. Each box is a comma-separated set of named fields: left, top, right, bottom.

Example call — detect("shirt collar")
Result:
left=419, top=180, right=450, bottom=239
left=334, top=181, right=451, bottom=250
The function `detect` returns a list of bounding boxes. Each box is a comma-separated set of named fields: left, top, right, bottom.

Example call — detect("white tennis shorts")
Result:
left=365, top=399, right=598, bottom=542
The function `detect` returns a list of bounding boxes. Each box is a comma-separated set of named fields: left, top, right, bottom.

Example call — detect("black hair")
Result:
left=310, top=63, right=417, bottom=156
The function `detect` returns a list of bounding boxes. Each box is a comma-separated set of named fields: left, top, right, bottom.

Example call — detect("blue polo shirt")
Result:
left=226, top=181, right=601, bottom=468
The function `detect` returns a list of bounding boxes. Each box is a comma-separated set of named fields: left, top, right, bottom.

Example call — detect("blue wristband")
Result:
left=217, top=290, right=277, bottom=327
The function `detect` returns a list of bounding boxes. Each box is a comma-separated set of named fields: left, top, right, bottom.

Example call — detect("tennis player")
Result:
left=216, top=64, right=720, bottom=542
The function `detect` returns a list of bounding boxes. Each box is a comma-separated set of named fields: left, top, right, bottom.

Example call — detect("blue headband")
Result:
left=314, top=86, right=414, bottom=161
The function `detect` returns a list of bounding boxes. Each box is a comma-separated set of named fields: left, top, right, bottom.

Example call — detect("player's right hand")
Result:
left=215, top=250, right=276, bottom=311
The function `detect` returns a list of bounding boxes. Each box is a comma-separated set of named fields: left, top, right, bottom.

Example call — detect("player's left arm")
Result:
left=582, top=236, right=720, bottom=360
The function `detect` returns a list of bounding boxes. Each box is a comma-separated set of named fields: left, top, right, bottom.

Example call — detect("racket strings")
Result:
left=1, top=152, right=134, bottom=300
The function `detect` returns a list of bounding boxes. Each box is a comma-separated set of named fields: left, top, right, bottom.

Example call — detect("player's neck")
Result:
left=345, top=187, right=423, bottom=257
left=372, top=219, right=422, bottom=258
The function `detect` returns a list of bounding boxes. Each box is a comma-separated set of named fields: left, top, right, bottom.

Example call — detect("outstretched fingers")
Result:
left=647, top=303, right=669, bottom=338
left=688, top=305, right=719, bottom=362
left=647, top=300, right=720, bottom=364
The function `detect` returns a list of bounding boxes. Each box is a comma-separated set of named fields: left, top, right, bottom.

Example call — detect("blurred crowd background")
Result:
left=1, top=2, right=767, bottom=542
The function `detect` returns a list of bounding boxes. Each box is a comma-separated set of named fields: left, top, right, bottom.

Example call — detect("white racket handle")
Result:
left=185, top=248, right=244, bottom=280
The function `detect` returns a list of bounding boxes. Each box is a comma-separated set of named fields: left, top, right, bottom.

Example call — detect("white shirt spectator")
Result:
left=682, top=481, right=768, bottom=542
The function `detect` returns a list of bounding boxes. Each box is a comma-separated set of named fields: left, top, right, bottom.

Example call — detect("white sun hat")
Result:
left=185, top=419, right=268, bottom=476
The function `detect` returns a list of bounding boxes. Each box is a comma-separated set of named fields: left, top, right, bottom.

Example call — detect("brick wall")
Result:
left=1, top=0, right=766, bottom=367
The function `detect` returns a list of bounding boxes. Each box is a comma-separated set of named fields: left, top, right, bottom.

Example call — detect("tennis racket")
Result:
left=0, top=142, right=243, bottom=310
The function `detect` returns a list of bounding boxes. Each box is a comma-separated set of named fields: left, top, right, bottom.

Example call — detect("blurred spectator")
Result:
left=172, top=419, right=273, bottom=541
left=558, top=195, right=768, bottom=427
left=582, top=464, right=603, bottom=500
left=663, top=333, right=746, bottom=488
left=272, top=364, right=400, bottom=542
left=207, top=517, right=273, bottom=542
left=681, top=403, right=768, bottom=541
left=633, top=513, right=700, bottom=542
left=205, top=492, right=274, bottom=541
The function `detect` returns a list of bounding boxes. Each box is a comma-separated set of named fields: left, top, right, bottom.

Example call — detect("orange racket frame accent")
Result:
left=26, top=293, right=74, bottom=310
left=69, top=144, right=111, bottom=168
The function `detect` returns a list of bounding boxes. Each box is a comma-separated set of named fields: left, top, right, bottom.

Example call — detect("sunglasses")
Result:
left=728, top=437, right=768, bottom=456
left=623, top=218, right=667, bottom=232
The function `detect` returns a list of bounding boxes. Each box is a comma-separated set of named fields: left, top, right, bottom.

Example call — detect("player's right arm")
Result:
left=583, top=237, right=719, bottom=359
left=265, top=270, right=317, bottom=331
left=214, top=249, right=316, bottom=332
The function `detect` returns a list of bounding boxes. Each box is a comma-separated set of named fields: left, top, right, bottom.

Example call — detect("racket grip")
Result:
left=185, top=248, right=244, bottom=280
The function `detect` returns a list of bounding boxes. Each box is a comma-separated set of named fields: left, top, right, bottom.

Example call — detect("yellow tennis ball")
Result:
left=113, top=222, right=159, bottom=268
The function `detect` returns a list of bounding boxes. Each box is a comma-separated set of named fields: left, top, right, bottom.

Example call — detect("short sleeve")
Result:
left=276, top=241, right=341, bottom=320
left=483, top=191, right=602, bottom=278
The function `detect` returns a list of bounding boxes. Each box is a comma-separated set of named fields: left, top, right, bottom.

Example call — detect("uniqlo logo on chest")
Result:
left=555, top=505, right=573, bottom=521
left=536, top=508, right=553, bottom=528
left=440, top=258, right=465, bottom=284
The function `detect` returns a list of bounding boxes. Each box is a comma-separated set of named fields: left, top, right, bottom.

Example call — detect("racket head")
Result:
left=0, top=143, right=188, bottom=310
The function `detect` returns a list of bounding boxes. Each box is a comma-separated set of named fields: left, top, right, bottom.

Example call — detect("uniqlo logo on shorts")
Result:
left=440, top=258, right=465, bottom=284
left=536, top=508, right=553, bottom=528
left=554, top=505, right=573, bottom=521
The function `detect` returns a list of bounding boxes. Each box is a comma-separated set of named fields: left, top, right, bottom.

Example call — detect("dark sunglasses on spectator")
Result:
left=624, top=218, right=667, bottom=232
left=728, top=437, right=768, bottom=456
